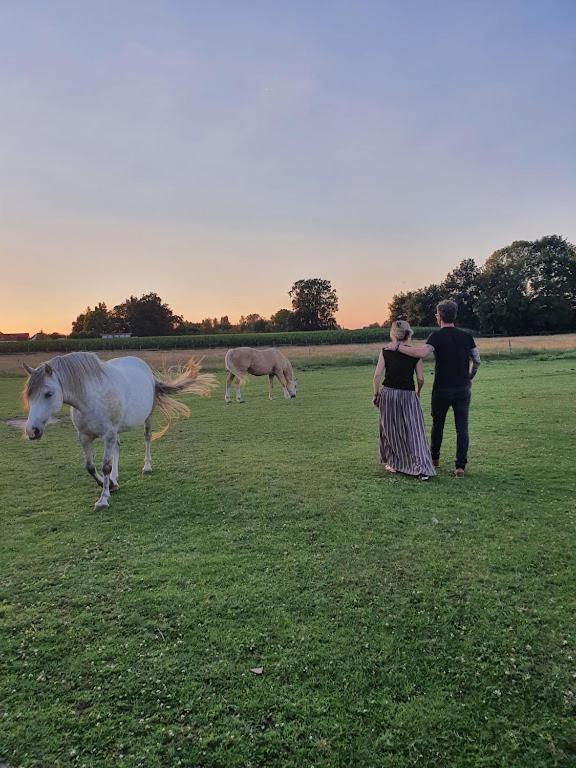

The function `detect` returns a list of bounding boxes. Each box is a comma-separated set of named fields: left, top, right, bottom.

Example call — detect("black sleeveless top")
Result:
left=382, top=349, right=418, bottom=391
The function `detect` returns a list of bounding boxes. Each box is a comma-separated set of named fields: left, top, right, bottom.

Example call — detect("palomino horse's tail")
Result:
left=224, top=349, right=246, bottom=383
left=152, top=358, right=216, bottom=440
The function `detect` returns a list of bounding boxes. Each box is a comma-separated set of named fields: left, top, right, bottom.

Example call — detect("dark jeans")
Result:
left=431, top=386, right=471, bottom=469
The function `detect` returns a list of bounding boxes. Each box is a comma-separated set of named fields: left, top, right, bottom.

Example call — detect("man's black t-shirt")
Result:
left=426, top=327, right=476, bottom=389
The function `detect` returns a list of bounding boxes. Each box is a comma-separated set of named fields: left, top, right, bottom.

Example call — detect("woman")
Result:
left=372, top=320, right=436, bottom=480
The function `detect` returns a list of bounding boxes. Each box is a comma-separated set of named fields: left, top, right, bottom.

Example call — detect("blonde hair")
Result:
left=390, top=319, right=413, bottom=342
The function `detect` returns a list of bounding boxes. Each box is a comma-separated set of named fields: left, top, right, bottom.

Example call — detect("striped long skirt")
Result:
left=378, top=387, right=436, bottom=477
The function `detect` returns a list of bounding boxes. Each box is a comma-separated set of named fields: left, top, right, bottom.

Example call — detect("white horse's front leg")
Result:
left=143, top=418, right=152, bottom=474
left=110, top=438, right=120, bottom=491
left=95, top=433, right=117, bottom=511
left=268, top=374, right=275, bottom=400
left=80, top=433, right=103, bottom=487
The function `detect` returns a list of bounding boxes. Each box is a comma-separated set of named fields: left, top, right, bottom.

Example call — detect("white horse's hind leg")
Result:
left=143, top=418, right=152, bottom=474
left=80, top=433, right=103, bottom=487
left=95, top=433, right=116, bottom=511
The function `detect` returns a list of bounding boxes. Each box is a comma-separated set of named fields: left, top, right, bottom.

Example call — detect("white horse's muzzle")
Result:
left=26, top=424, right=44, bottom=440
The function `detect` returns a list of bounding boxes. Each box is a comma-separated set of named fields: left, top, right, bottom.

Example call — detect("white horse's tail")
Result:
left=152, top=358, right=216, bottom=440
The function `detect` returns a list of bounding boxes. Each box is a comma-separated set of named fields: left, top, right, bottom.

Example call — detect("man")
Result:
left=389, top=300, right=480, bottom=477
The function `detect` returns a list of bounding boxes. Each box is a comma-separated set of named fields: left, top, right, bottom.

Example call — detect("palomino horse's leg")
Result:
left=225, top=372, right=234, bottom=403
left=143, top=418, right=152, bottom=474
left=110, top=438, right=120, bottom=491
left=235, top=376, right=244, bottom=403
left=80, top=432, right=103, bottom=487
left=276, top=370, right=291, bottom=399
left=95, top=433, right=117, bottom=511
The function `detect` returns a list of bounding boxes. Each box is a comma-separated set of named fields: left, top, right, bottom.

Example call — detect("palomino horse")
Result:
left=224, top=347, right=297, bottom=403
left=23, top=352, right=216, bottom=510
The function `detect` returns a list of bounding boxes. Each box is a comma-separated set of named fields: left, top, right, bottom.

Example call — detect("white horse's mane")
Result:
left=24, top=352, right=105, bottom=403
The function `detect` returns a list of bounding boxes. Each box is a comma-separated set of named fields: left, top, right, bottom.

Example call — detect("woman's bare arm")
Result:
left=372, top=351, right=384, bottom=399
left=416, top=359, right=424, bottom=396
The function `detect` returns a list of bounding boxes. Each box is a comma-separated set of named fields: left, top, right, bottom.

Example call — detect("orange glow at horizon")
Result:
left=0, top=291, right=393, bottom=335
left=0, top=220, right=432, bottom=335
left=3, top=215, right=546, bottom=336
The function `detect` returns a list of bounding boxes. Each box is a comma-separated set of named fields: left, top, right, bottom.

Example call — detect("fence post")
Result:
left=508, top=338, right=512, bottom=355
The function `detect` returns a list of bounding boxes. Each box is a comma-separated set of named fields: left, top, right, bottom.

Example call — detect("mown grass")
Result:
left=291, top=349, right=576, bottom=372
left=1, top=358, right=575, bottom=767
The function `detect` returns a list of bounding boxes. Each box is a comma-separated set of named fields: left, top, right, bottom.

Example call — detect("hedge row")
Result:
left=0, top=327, right=443, bottom=354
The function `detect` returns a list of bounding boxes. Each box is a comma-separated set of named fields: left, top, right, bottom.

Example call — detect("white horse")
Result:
left=23, top=352, right=216, bottom=510
left=224, top=347, right=297, bottom=403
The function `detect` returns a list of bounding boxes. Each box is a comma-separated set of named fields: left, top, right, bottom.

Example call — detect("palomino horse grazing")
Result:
left=224, top=347, right=297, bottom=403
left=23, top=352, right=216, bottom=510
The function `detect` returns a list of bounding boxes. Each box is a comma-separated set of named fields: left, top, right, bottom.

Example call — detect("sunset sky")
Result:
left=1, top=1, right=575, bottom=333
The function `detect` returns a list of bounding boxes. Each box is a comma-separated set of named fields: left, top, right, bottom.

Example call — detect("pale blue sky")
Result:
left=1, top=0, right=575, bottom=331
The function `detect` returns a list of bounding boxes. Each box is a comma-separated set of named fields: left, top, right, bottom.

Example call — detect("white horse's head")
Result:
left=23, top=362, right=63, bottom=440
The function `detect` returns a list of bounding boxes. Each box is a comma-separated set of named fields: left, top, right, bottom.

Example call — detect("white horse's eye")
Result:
left=44, top=392, right=53, bottom=399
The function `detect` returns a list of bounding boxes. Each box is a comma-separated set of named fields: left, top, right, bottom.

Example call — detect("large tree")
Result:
left=111, top=293, right=183, bottom=336
left=289, top=278, right=339, bottom=330
left=474, top=237, right=576, bottom=334
left=387, top=291, right=412, bottom=322
left=270, top=308, right=296, bottom=331
left=524, top=235, right=576, bottom=332
left=388, top=235, right=576, bottom=334
left=441, top=259, right=481, bottom=329
left=70, top=302, right=111, bottom=338
left=387, top=284, right=443, bottom=326
left=72, top=293, right=183, bottom=337
left=238, top=313, right=270, bottom=332
left=406, top=284, right=444, bottom=326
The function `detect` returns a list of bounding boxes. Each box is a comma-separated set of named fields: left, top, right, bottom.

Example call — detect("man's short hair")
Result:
left=437, top=300, right=458, bottom=323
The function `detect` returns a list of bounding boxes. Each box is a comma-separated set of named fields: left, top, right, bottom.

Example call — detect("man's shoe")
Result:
left=453, top=468, right=465, bottom=478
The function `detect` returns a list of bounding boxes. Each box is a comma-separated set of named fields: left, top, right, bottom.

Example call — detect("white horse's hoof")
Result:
left=142, top=467, right=152, bottom=475
left=94, top=499, right=109, bottom=511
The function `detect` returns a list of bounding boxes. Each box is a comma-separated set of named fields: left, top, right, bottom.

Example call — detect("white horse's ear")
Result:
left=44, top=363, right=53, bottom=376
left=23, top=363, right=35, bottom=376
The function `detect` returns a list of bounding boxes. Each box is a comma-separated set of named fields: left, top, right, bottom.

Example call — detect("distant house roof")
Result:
left=0, top=332, right=29, bottom=341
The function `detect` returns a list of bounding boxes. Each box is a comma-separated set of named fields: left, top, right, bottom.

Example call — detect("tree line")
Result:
left=388, top=235, right=576, bottom=334
left=70, top=279, right=339, bottom=338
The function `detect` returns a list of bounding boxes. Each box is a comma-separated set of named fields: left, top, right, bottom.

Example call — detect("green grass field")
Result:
left=1, top=357, right=575, bottom=767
